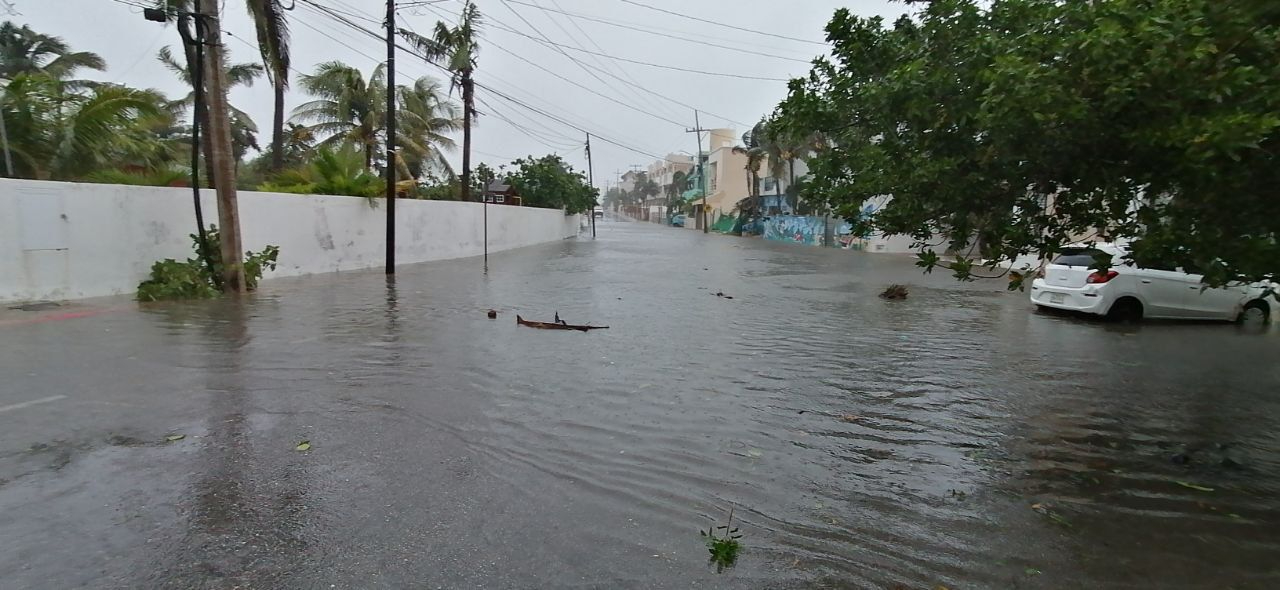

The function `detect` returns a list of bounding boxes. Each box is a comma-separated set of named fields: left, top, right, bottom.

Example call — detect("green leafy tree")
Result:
left=665, top=169, right=688, bottom=217
left=777, top=0, right=1280, bottom=287
left=507, top=154, right=596, bottom=214
left=471, top=161, right=496, bottom=195
left=633, top=172, right=661, bottom=206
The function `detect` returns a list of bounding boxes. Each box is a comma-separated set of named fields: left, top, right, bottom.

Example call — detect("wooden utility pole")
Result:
left=685, top=109, right=708, bottom=233
left=586, top=132, right=596, bottom=238
left=385, top=0, right=397, bottom=275
left=197, top=0, right=245, bottom=292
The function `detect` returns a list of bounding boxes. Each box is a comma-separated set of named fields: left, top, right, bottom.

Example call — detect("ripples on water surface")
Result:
left=2, top=221, right=1279, bottom=589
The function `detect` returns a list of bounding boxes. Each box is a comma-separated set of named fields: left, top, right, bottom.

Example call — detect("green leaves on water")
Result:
left=701, top=507, right=743, bottom=573
left=1175, top=481, right=1214, bottom=492
left=295, top=440, right=312, bottom=452
left=165, top=434, right=185, bottom=442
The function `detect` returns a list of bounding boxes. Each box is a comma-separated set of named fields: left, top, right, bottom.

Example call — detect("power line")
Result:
left=477, top=81, right=671, bottom=162
left=292, top=1, right=682, bottom=167
left=424, top=1, right=687, bottom=126
left=506, top=0, right=812, bottom=63
left=474, top=94, right=581, bottom=150
left=305, top=0, right=383, bottom=26
left=492, top=1, right=691, bottom=127
left=485, top=36, right=689, bottom=128
left=480, top=14, right=791, bottom=82
left=617, top=0, right=828, bottom=47
left=433, top=0, right=751, bottom=128
left=536, top=0, right=684, bottom=122
left=106, top=0, right=151, bottom=10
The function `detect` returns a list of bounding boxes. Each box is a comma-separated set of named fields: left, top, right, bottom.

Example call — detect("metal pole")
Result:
left=190, top=15, right=219, bottom=287
left=385, top=0, right=397, bottom=275
left=586, top=132, right=596, bottom=238
left=695, top=109, right=707, bottom=233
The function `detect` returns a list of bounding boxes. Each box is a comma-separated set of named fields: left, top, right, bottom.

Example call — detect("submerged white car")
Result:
left=1029, top=244, right=1272, bottom=322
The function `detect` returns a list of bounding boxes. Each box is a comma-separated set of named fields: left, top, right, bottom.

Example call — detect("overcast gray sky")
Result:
left=11, top=0, right=908, bottom=189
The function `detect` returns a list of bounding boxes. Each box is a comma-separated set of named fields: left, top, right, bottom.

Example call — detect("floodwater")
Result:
left=2, top=220, right=1279, bottom=589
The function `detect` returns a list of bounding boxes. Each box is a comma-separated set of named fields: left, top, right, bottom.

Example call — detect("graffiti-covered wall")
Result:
left=761, top=215, right=854, bottom=247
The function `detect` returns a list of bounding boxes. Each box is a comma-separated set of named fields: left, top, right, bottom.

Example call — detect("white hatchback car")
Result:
left=1029, top=244, right=1272, bottom=322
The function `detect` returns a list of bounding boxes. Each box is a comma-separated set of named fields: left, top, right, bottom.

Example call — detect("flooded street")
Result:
left=2, top=220, right=1279, bottom=589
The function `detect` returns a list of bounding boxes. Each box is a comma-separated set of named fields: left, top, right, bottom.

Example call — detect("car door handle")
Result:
left=1141, top=279, right=1152, bottom=284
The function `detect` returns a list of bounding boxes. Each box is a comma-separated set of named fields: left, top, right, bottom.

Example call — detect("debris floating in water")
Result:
left=517, top=314, right=609, bottom=332
left=487, top=309, right=498, bottom=319
left=879, top=284, right=909, bottom=300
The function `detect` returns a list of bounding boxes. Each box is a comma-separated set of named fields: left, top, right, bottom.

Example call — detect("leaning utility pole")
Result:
left=385, top=0, right=397, bottom=275
left=586, top=132, right=596, bottom=238
left=197, top=0, right=245, bottom=292
left=685, top=109, right=708, bottom=233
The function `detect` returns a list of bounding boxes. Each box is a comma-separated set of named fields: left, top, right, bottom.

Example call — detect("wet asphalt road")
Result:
left=2, top=219, right=1279, bottom=589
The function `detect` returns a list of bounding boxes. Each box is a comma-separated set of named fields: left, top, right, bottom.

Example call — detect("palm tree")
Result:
left=0, top=73, right=165, bottom=179
left=395, top=77, right=460, bottom=180
left=291, top=61, right=386, bottom=170
left=292, top=61, right=461, bottom=179
left=0, top=22, right=105, bottom=83
left=400, top=0, right=481, bottom=201
left=244, top=0, right=290, bottom=172
left=733, top=121, right=767, bottom=213
left=159, top=45, right=261, bottom=176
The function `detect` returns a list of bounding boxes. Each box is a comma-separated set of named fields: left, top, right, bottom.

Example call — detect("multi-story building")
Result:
left=645, top=154, right=694, bottom=223
left=694, top=128, right=749, bottom=229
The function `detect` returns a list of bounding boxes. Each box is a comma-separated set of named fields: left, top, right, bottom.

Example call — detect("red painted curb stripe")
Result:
left=0, top=307, right=127, bottom=328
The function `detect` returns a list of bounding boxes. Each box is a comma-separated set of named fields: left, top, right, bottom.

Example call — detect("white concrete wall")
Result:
left=0, top=179, right=581, bottom=302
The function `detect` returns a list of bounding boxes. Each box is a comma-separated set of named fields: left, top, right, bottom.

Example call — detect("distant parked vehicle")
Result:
left=593, top=207, right=603, bottom=219
left=1029, top=243, right=1272, bottom=322
left=670, top=214, right=686, bottom=227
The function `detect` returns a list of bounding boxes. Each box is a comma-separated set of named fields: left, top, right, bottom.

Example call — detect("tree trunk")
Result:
left=271, top=74, right=285, bottom=171
left=461, top=72, right=474, bottom=202
left=199, top=0, right=245, bottom=293
left=365, top=143, right=373, bottom=171
left=788, top=159, right=797, bottom=212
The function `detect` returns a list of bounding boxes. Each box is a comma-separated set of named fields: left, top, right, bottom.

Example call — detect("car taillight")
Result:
left=1086, top=270, right=1119, bottom=284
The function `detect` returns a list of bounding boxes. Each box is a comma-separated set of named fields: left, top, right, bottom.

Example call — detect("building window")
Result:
left=763, top=177, right=777, bottom=192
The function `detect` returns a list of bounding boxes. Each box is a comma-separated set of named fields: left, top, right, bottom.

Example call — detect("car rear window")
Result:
left=1053, top=248, right=1110, bottom=267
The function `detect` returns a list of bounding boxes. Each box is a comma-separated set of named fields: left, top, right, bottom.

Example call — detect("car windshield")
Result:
left=1053, top=248, right=1111, bottom=268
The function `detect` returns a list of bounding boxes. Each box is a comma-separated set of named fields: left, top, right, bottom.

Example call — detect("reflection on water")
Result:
left=2, top=221, right=1278, bottom=588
